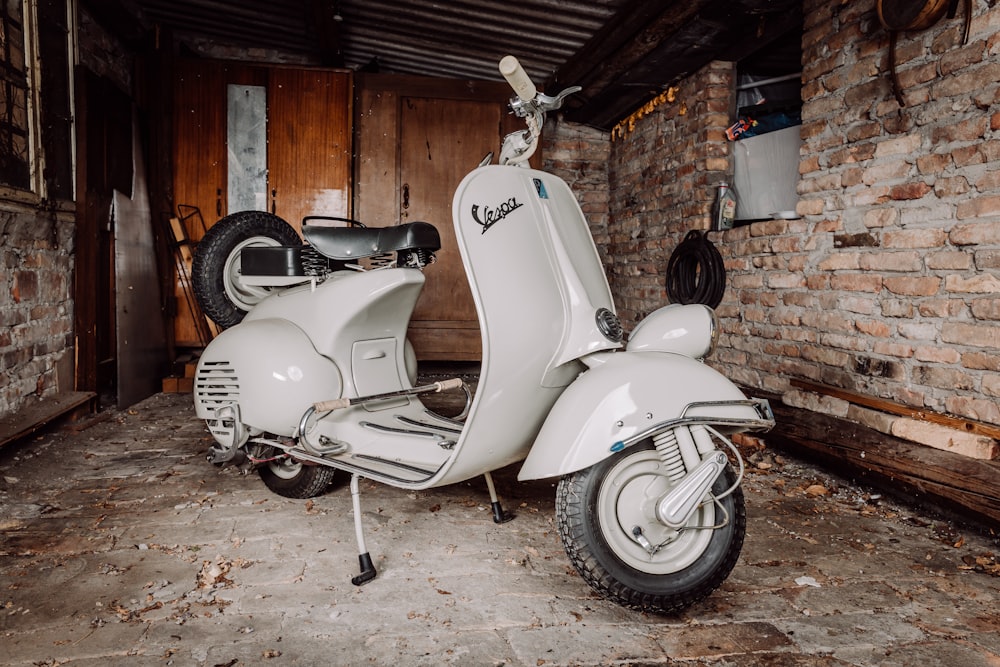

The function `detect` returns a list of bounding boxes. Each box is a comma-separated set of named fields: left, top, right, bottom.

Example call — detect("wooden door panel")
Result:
left=173, top=60, right=227, bottom=241
left=400, top=97, right=500, bottom=359
left=354, top=86, right=400, bottom=227
left=172, top=61, right=227, bottom=346
left=268, top=68, right=353, bottom=232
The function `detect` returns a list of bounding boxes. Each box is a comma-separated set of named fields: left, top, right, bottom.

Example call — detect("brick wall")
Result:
left=543, top=118, right=612, bottom=260
left=0, top=206, right=76, bottom=417
left=600, top=0, right=1000, bottom=428
left=0, top=9, right=132, bottom=421
left=605, top=61, right=735, bottom=328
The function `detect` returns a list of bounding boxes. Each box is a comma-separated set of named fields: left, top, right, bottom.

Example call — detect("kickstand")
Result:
left=350, top=474, right=377, bottom=585
left=484, top=472, right=515, bottom=524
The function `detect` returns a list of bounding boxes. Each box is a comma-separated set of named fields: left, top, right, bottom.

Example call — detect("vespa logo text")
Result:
left=471, top=197, right=522, bottom=234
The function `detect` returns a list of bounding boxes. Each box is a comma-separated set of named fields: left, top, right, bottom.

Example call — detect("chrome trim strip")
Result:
left=360, top=420, right=450, bottom=441
left=396, top=415, right=463, bottom=435
left=252, top=437, right=440, bottom=485
left=617, top=398, right=775, bottom=450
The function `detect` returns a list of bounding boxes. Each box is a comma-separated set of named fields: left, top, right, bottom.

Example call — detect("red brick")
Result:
left=946, top=396, right=1000, bottom=424
left=915, top=346, right=961, bottom=364
left=926, top=251, right=972, bottom=270
left=873, top=340, right=915, bottom=358
left=934, top=176, right=971, bottom=197
left=916, top=152, right=951, bottom=174
left=831, top=274, right=883, bottom=292
left=889, top=182, right=932, bottom=200
left=939, top=39, right=988, bottom=75
left=918, top=299, right=966, bottom=318
left=860, top=251, right=922, bottom=272
left=951, top=145, right=984, bottom=166
left=856, top=319, right=891, bottom=337
left=956, top=196, right=1000, bottom=220
left=971, top=299, right=1000, bottom=320
left=883, top=276, right=941, bottom=296
left=963, top=352, right=1000, bottom=371
left=931, top=62, right=1000, bottom=99
left=931, top=117, right=989, bottom=144
left=941, top=322, right=1000, bottom=348
left=882, top=229, right=947, bottom=248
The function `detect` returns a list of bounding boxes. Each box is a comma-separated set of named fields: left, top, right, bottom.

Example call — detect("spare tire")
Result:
left=192, top=211, right=302, bottom=328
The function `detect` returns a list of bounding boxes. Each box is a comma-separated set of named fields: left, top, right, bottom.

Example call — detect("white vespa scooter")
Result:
left=192, top=56, right=774, bottom=614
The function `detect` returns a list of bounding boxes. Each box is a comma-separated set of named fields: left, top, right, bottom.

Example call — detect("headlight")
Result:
left=626, top=304, right=718, bottom=359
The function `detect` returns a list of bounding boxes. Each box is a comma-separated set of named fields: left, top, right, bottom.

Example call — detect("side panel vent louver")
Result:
left=194, top=361, right=240, bottom=410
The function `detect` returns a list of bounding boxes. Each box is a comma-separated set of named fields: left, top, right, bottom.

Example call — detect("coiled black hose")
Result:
left=665, top=230, right=726, bottom=309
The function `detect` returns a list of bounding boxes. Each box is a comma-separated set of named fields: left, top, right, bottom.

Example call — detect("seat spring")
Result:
left=368, top=253, right=394, bottom=268
left=653, top=429, right=687, bottom=482
left=302, top=246, right=330, bottom=275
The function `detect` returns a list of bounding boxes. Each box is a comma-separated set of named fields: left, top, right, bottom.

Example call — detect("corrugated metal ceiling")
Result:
left=106, top=0, right=802, bottom=129
left=127, top=0, right=628, bottom=84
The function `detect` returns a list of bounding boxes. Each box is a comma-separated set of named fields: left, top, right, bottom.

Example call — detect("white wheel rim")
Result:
left=597, top=449, right=716, bottom=574
left=268, top=458, right=302, bottom=480
left=223, top=236, right=284, bottom=310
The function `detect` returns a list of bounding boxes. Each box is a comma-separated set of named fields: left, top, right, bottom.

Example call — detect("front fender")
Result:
left=517, top=351, right=769, bottom=481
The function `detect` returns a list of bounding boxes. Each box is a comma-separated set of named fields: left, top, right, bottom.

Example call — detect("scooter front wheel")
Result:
left=259, top=457, right=337, bottom=499
left=192, top=210, right=302, bottom=328
left=555, top=443, right=745, bottom=614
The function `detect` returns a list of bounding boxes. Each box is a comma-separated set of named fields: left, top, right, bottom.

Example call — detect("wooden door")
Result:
left=173, top=61, right=249, bottom=238
left=172, top=61, right=263, bottom=346
left=354, top=74, right=535, bottom=361
left=268, top=68, right=353, bottom=229
left=400, top=97, right=499, bottom=359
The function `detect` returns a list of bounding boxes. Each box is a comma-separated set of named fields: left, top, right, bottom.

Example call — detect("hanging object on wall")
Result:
left=877, top=0, right=972, bottom=106
left=665, top=230, right=726, bottom=309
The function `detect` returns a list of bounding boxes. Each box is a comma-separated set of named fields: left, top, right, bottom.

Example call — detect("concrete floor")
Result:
left=2, top=391, right=1000, bottom=666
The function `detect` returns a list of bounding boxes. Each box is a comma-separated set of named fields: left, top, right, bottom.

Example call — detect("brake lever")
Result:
left=537, top=85, right=582, bottom=112
left=508, top=85, right=582, bottom=118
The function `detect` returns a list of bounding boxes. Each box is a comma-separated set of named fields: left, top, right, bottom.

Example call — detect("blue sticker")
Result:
left=533, top=178, right=548, bottom=199
left=610, top=441, right=625, bottom=452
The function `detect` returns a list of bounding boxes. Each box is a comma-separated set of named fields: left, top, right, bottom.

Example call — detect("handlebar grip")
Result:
left=434, top=378, right=465, bottom=392
left=314, top=398, right=351, bottom=412
left=499, top=55, right=537, bottom=101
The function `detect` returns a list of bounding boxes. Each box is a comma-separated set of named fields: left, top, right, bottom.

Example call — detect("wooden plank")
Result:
left=173, top=59, right=233, bottom=236
left=354, top=86, right=400, bottom=227
left=406, top=326, right=481, bottom=361
left=790, top=378, right=1000, bottom=440
left=268, top=67, right=353, bottom=231
left=0, top=392, right=97, bottom=448
left=766, top=398, right=1000, bottom=527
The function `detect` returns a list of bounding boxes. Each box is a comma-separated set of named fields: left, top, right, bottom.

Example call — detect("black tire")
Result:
left=192, top=211, right=302, bottom=328
left=556, top=442, right=746, bottom=614
left=259, top=457, right=337, bottom=499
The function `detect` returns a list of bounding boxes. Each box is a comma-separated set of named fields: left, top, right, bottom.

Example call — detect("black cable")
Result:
left=665, top=230, right=726, bottom=309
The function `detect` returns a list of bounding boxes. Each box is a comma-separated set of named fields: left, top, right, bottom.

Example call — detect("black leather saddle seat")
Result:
left=302, top=221, right=441, bottom=261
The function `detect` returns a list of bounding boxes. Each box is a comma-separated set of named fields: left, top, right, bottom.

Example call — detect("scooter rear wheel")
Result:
left=555, top=443, right=745, bottom=614
left=259, top=457, right=337, bottom=499
left=192, top=210, right=302, bottom=328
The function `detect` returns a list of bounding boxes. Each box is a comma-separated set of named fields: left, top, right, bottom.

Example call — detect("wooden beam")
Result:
left=765, top=397, right=1000, bottom=528
left=790, top=379, right=1000, bottom=441
left=0, top=392, right=97, bottom=448
left=560, top=0, right=802, bottom=129
left=550, top=0, right=706, bottom=92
